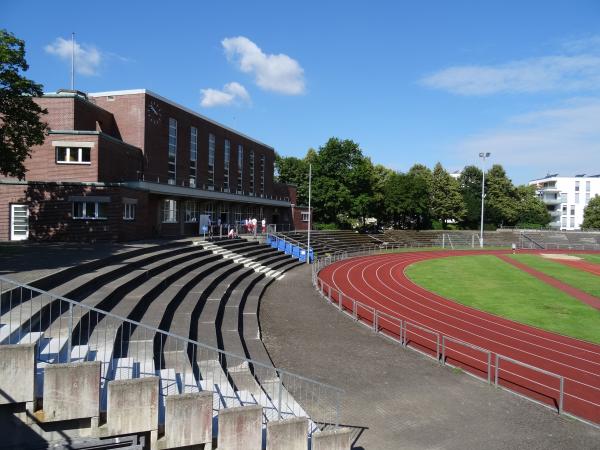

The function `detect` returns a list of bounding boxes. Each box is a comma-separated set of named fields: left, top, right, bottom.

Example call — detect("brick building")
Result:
left=1, top=89, right=306, bottom=241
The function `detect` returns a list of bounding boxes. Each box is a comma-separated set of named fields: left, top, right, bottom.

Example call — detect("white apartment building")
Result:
left=529, top=174, right=600, bottom=230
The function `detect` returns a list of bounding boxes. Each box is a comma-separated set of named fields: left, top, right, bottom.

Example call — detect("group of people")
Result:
left=204, top=217, right=265, bottom=239
left=243, top=217, right=266, bottom=236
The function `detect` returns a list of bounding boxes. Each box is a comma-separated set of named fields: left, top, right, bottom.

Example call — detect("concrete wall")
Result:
left=165, top=392, right=212, bottom=448
left=217, top=405, right=263, bottom=450
left=312, top=427, right=353, bottom=450
left=0, top=344, right=36, bottom=405
left=267, top=417, right=308, bottom=450
left=107, top=377, right=158, bottom=435
left=43, top=361, right=100, bottom=422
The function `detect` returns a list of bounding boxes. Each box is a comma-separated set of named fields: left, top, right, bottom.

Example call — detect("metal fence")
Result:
left=311, top=249, right=574, bottom=419
left=0, top=275, right=342, bottom=428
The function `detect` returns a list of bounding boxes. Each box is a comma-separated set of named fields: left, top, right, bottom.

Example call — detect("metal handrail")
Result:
left=312, top=249, right=572, bottom=417
left=0, top=275, right=343, bottom=425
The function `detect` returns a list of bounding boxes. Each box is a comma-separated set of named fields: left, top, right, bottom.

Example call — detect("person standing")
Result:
left=261, top=218, right=266, bottom=234
left=252, top=217, right=258, bottom=237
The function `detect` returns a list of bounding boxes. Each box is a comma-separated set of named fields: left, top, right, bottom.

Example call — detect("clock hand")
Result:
left=150, top=104, right=157, bottom=115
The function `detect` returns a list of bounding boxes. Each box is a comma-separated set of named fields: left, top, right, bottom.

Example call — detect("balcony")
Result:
left=541, top=195, right=561, bottom=205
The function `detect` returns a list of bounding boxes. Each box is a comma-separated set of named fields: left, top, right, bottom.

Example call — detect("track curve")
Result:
left=317, top=250, right=600, bottom=424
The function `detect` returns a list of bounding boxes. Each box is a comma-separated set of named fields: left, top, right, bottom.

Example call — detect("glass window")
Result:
left=562, top=204, right=567, bottom=213
left=208, top=134, right=215, bottom=188
left=184, top=200, right=198, bottom=222
left=301, top=211, right=310, bottom=222
left=561, top=217, right=567, bottom=228
left=237, top=144, right=244, bottom=193
left=586, top=181, right=591, bottom=192
left=224, top=140, right=230, bottom=191
left=586, top=193, right=591, bottom=203
left=575, top=180, right=580, bottom=192
left=560, top=193, right=567, bottom=203
left=575, top=193, right=580, bottom=203
left=570, top=205, right=575, bottom=215
left=190, top=127, right=197, bottom=187
left=72, top=201, right=107, bottom=219
left=249, top=150, right=255, bottom=194
left=56, top=146, right=91, bottom=164
left=259, top=154, right=265, bottom=195
left=123, top=203, right=135, bottom=220
left=168, top=118, right=177, bottom=184
left=162, top=199, right=178, bottom=223
left=570, top=217, right=575, bottom=228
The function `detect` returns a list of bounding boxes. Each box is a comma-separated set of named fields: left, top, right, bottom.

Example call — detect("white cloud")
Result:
left=420, top=36, right=600, bottom=95
left=457, top=98, right=600, bottom=177
left=222, top=36, right=305, bottom=95
left=200, top=82, right=251, bottom=108
left=45, top=37, right=102, bottom=76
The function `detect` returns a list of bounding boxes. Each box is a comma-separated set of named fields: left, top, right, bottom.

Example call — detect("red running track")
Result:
left=317, top=250, right=600, bottom=424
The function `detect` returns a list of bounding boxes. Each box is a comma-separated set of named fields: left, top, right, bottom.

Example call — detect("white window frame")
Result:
left=56, top=146, right=92, bottom=164
left=237, top=144, right=244, bottom=193
left=208, top=133, right=215, bottom=188
left=72, top=201, right=107, bottom=220
left=162, top=199, right=178, bottom=223
left=168, top=118, right=177, bottom=184
left=249, top=150, right=255, bottom=194
left=184, top=200, right=199, bottom=223
left=10, top=204, right=29, bottom=241
left=301, top=211, right=310, bottom=222
left=224, top=139, right=230, bottom=191
left=190, top=126, right=197, bottom=187
left=123, top=203, right=136, bottom=220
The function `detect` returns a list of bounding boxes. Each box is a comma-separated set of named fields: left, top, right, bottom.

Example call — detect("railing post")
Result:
left=495, top=354, right=500, bottom=386
left=487, top=352, right=491, bottom=384
left=352, top=300, right=357, bottom=321
left=328, top=285, right=332, bottom=301
left=338, top=292, right=342, bottom=311
left=373, top=310, right=378, bottom=333
left=67, top=302, right=73, bottom=363
left=441, top=336, right=446, bottom=365
left=436, top=333, right=440, bottom=362
left=559, top=377, right=564, bottom=414
left=275, top=369, right=283, bottom=420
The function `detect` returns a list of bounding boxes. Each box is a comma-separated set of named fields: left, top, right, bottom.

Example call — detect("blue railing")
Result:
left=266, top=234, right=314, bottom=263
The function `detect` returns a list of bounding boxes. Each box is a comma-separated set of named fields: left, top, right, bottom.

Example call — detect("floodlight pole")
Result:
left=307, top=163, right=312, bottom=264
left=71, top=32, right=75, bottom=90
left=479, top=152, right=491, bottom=248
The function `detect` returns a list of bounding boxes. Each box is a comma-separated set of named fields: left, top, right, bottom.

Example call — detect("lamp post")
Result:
left=306, top=163, right=312, bottom=264
left=479, top=152, right=491, bottom=248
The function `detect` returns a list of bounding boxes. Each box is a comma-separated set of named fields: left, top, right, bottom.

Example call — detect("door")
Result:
left=10, top=204, right=29, bottom=241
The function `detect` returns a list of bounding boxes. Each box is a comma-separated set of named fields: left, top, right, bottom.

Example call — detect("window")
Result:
left=560, top=193, right=567, bottom=203
left=575, top=193, right=580, bottom=204
left=237, top=145, right=244, bottom=193
left=259, top=154, right=265, bottom=195
left=190, top=127, right=197, bottom=187
left=56, top=146, right=91, bottom=164
left=586, top=181, right=591, bottom=192
left=561, top=217, right=567, bottom=228
left=72, top=201, right=106, bottom=219
left=168, top=118, right=177, bottom=184
left=224, top=139, right=230, bottom=191
left=575, top=181, right=580, bottom=192
left=562, top=204, right=567, bottom=213
left=301, top=211, right=310, bottom=222
left=208, top=134, right=215, bottom=188
left=184, top=200, right=198, bottom=222
left=249, top=150, right=255, bottom=194
left=570, top=217, right=575, bottom=228
left=162, top=199, right=178, bottom=223
left=570, top=205, right=575, bottom=215
left=586, top=193, right=591, bottom=203
left=123, top=203, right=135, bottom=220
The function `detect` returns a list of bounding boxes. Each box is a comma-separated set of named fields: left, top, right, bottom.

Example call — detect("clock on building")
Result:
left=147, top=100, right=162, bottom=125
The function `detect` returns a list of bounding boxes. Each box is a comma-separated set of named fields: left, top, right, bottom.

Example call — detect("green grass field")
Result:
left=575, top=254, right=600, bottom=265
left=405, top=255, right=600, bottom=344
left=510, top=254, right=600, bottom=298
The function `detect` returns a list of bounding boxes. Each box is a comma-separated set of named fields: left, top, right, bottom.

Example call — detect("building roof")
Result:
left=86, top=89, right=275, bottom=151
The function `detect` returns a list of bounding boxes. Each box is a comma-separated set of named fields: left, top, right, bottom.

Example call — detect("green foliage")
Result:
left=458, top=165, right=483, bottom=229
left=485, top=165, right=518, bottom=227
left=430, top=162, right=465, bottom=228
left=383, top=171, right=430, bottom=229
left=274, top=153, right=310, bottom=205
left=0, top=29, right=48, bottom=179
left=582, top=195, right=600, bottom=229
left=514, top=185, right=551, bottom=227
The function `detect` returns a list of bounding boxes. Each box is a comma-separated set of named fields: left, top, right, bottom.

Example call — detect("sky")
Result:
left=3, top=0, right=600, bottom=184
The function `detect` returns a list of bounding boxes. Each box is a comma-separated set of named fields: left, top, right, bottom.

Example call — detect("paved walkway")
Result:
left=259, top=264, right=600, bottom=450
left=498, top=255, right=600, bottom=310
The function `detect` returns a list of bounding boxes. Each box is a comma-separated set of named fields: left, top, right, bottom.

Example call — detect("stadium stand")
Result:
left=0, top=239, right=346, bottom=449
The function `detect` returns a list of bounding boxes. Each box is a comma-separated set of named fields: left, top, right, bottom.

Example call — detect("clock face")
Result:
left=147, top=100, right=162, bottom=125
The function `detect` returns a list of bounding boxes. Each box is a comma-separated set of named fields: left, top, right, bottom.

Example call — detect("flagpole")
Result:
left=71, top=32, right=75, bottom=90
left=306, top=163, right=312, bottom=264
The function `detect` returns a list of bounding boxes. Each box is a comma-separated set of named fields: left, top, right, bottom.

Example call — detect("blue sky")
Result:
left=4, top=0, right=600, bottom=184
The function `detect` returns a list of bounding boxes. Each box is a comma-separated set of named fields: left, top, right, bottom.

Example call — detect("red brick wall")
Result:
left=26, top=135, right=100, bottom=182
left=92, top=94, right=146, bottom=153
left=97, top=135, right=143, bottom=182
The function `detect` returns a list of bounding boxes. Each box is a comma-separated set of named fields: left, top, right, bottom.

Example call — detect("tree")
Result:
left=384, top=171, right=430, bottom=229
left=582, top=195, right=600, bottom=229
left=485, top=164, right=518, bottom=227
left=458, top=165, right=483, bottom=229
left=0, top=29, right=48, bottom=179
left=406, top=164, right=433, bottom=229
left=430, top=163, right=465, bottom=228
left=274, top=153, right=310, bottom=205
left=514, top=185, right=551, bottom=227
